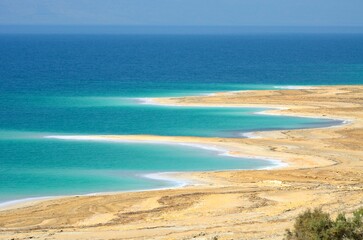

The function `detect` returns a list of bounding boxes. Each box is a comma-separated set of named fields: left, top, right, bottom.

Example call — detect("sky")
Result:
left=0, top=0, right=363, bottom=27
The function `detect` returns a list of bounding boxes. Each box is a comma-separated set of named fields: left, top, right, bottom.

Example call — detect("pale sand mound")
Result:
left=1, top=85, right=363, bottom=240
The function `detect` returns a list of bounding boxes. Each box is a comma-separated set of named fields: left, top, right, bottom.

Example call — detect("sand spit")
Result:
left=1, top=85, right=363, bottom=240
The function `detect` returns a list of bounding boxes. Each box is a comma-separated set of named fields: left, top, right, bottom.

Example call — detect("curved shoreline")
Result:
left=0, top=90, right=346, bottom=210
left=0, top=171, right=194, bottom=211
left=1, top=85, right=363, bottom=240
left=0, top=134, right=287, bottom=210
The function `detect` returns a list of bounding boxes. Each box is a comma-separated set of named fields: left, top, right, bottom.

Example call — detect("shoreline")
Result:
left=0, top=92, right=348, bottom=211
left=1, top=85, right=363, bottom=240
left=0, top=171, right=195, bottom=212
left=0, top=135, right=288, bottom=210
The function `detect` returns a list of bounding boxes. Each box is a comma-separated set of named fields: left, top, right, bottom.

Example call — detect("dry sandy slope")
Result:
left=1, top=85, right=363, bottom=240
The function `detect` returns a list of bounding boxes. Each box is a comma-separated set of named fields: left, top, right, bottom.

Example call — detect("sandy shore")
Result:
left=1, top=85, right=363, bottom=240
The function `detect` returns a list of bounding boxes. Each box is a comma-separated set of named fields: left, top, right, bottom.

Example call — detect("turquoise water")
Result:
left=1, top=34, right=362, bottom=203
left=0, top=96, right=341, bottom=137
left=0, top=99, right=341, bottom=203
left=0, top=138, right=274, bottom=202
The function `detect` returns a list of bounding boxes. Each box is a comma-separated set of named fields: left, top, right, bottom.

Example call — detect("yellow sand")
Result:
left=1, top=85, right=363, bottom=240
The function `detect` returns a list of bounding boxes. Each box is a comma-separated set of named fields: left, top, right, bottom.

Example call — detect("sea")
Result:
left=1, top=33, right=363, bottom=204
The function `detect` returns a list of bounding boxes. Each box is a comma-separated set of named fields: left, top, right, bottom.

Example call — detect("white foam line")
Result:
left=0, top=173, right=193, bottom=211
left=239, top=107, right=351, bottom=139
left=0, top=196, right=56, bottom=210
left=254, top=107, right=288, bottom=114
left=82, top=172, right=194, bottom=197
left=45, top=136, right=222, bottom=153
left=135, top=86, right=314, bottom=106
left=202, top=90, right=251, bottom=96
left=219, top=151, right=287, bottom=169
left=45, top=135, right=103, bottom=141
left=46, top=135, right=228, bottom=153
left=135, top=86, right=309, bottom=106
left=134, top=97, right=190, bottom=107
left=45, top=135, right=287, bottom=170
left=134, top=97, right=158, bottom=105
left=228, top=90, right=251, bottom=94
left=240, top=132, right=262, bottom=139
left=273, top=85, right=315, bottom=90
left=253, top=108, right=351, bottom=126
left=133, top=92, right=253, bottom=107
left=46, top=135, right=220, bottom=154
left=135, top=99, right=263, bottom=108
left=142, top=172, right=192, bottom=188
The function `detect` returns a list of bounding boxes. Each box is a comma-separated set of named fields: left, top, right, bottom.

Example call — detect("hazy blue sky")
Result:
left=0, top=0, right=363, bottom=26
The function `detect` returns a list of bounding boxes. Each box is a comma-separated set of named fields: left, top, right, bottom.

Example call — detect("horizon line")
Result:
left=1, top=24, right=363, bottom=27
left=1, top=25, right=363, bottom=35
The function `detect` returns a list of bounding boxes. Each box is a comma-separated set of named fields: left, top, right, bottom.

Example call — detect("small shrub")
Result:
left=284, top=208, right=363, bottom=240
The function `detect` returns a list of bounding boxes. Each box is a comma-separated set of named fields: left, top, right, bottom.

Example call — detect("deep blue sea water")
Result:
left=1, top=34, right=362, bottom=203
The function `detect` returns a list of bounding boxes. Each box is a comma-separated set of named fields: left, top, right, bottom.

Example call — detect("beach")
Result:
left=1, top=85, right=363, bottom=240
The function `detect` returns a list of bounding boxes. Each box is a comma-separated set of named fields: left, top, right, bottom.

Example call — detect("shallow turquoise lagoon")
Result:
left=0, top=98, right=341, bottom=203
left=0, top=96, right=341, bottom=138
left=0, top=138, right=276, bottom=203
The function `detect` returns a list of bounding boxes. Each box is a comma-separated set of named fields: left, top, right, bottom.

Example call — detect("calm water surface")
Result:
left=0, top=34, right=362, bottom=202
